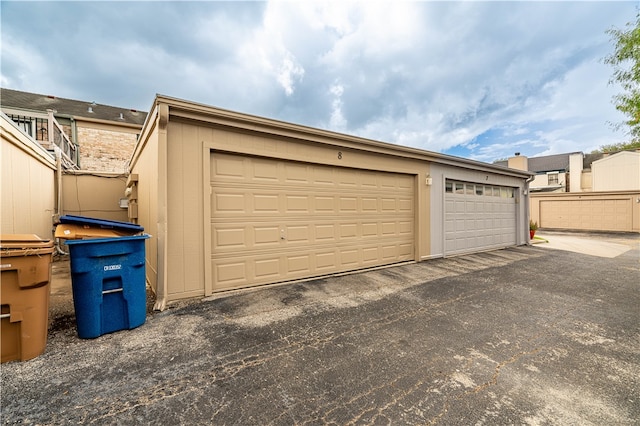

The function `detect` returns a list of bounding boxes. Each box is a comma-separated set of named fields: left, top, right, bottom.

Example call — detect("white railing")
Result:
left=47, top=110, right=79, bottom=169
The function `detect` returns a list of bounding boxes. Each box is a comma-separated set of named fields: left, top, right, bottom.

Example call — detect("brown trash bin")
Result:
left=1, top=234, right=54, bottom=363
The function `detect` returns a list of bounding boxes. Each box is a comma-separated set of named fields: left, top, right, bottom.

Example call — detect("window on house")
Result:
left=475, top=185, right=484, bottom=196
left=548, top=173, right=559, bottom=185
left=466, top=184, right=475, bottom=195
left=445, top=182, right=453, bottom=193
left=455, top=183, right=464, bottom=194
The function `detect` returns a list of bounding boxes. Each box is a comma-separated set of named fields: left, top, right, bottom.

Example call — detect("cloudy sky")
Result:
left=1, top=1, right=635, bottom=162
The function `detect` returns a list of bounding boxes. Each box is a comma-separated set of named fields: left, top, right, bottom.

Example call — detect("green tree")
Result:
left=604, top=13, right=640, bottom=143
left=594, top=140, right=640, bottom=153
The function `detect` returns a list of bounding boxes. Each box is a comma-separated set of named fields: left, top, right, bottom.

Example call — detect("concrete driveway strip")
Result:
left=535, top=231, right=638, bottom=258
left=1, top=235, right=639, bottom=425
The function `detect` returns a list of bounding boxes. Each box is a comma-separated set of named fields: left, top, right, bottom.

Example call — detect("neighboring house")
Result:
left=495, top=152, right=584, bottom=193
left=496, top=150, right=640, bottom=193
left=130, top=94, right=532, bottom=308
left=0, top=88, right=147, bottom=172
left=502, top=150, right=640, bottom=233
left=591, top=151, right=640, bottom=191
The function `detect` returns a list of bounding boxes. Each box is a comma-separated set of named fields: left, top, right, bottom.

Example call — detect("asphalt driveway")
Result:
left=2, top=232, right=639, bottom=425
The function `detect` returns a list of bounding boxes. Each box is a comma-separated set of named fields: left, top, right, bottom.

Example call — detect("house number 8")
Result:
left=338, top=152, right=342, bottom=159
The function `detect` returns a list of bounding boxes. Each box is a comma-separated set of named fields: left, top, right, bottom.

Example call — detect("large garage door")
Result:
left=540, top=199, right=632, bottom=232
left=445, top=180, right=517, bottom=255
left=210, top=153, right=415, bottom=291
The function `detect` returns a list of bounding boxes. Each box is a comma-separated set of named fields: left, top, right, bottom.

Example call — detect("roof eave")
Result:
left=152, top=94, right=533, bottom=179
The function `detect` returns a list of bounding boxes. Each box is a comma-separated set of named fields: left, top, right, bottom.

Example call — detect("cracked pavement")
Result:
left=1, top=232, right=639, bottom=425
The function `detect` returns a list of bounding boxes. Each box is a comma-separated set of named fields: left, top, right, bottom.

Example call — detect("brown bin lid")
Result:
left=54, top=223, right=135, bottom=240
left=0, top=234, right=54, bottom=251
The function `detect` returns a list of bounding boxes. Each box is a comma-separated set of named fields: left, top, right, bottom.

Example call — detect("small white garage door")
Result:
left=209, top=152, right=415, bottom=291
left=540, top=199, right=632, bottom=232
left=445, top=180, right=517, bottom=255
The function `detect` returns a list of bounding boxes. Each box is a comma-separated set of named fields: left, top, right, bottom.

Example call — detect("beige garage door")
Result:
left=209, top=152, right=415, bottom=291
left=445, top=180, right=517, bottom=255
left=540, top=199, right=632, bottom=232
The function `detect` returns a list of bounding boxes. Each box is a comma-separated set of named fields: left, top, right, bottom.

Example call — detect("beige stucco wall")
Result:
left=531, top=173, right=565, bottom=192
left=128, top=106, right=161, bottom=300
left=568, top=152, right=583, bottom=192
left=530, top=191, right=640, bottom=232
left=581, top=171, right=593, bottom=191
left=130, top=96, right=531, bottom=307
left=1, top=114, right=56, bottom=239
left=61, top=172, right=128, bottom=222
left=164, top=118, right=431, bottom=301
left=592, top=151, right=640, bottom=191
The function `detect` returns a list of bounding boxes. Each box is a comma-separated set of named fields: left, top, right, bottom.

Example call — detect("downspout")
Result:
left=525, top=174, right=535, bottom=245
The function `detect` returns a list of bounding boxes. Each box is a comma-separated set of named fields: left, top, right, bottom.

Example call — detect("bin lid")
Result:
left=65, top=234, right=150, bottom=246
left=59, top=215, right=144, bottom=233
left=55, top=223, right=137, bottom=240
left=0, top=234, right=54, bottom=256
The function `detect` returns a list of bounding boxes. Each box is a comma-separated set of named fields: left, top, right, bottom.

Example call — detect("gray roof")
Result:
left=0, top=87, right=147, bottom=126
left=583, top=152, right=605, bottom=169
left=494, top=153, right=579, bottom=173
left=527, top=153, right=573, bottom=172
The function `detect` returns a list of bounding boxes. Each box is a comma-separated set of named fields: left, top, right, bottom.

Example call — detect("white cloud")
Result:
left=0, top=0, right=634, bottom=162
left=235, top=2, right=306, bottom=97
left=329, top=82, right=347, bottom=131
left=276, top=54, right=305, bottom=96
left=0, top=35, right=56, bottom=94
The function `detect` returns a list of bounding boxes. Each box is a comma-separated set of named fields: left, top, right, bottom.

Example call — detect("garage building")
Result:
left=128, top=95, right=532, bottom=309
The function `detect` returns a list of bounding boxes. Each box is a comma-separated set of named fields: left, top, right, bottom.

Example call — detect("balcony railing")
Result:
left=5, top=110, right=79, bottom=169
left=47, top=110, right=79, bottom=169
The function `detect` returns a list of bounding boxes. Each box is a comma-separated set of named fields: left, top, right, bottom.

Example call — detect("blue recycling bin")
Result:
left=65, top=235, right=149, bottom=339
left=60, top=214, right=144, bottom=234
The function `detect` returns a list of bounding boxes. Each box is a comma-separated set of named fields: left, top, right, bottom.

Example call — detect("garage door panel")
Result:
left=215, top=227, right=247, bottom=248
left=340, top=249, right=359, bottom=266
left=540, top=199, right=632, bottom=232
left=311, top=166, right=335, bottom=186
left=210, top=152, right=415, bottom=291
left=212, top=239, right=414, bottom=291
left=339, top=197, right=358, bottom=212
left=254, top=226, right=280, bottom=246
left=316, top=196, right=336, bottom=212
left=214, top=192, right=246, bottom=213
left=286, top=225, right=310, bottom=242
left=288, top=255, right=310, bottom=273
left=339, top=223, right=358, bottom=238
left=212, top=219, right=413, bottom=253
left=445, top=180, right=516, bottom=255
left=285, top=162, right=309, bottom=183
left=255, top=258, right=280, bottom=279
left=214, top=191, right=413, bottom=217
left=212, top=155, right=245, bottom=179
left=254, top=194, right=279, bottom=212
